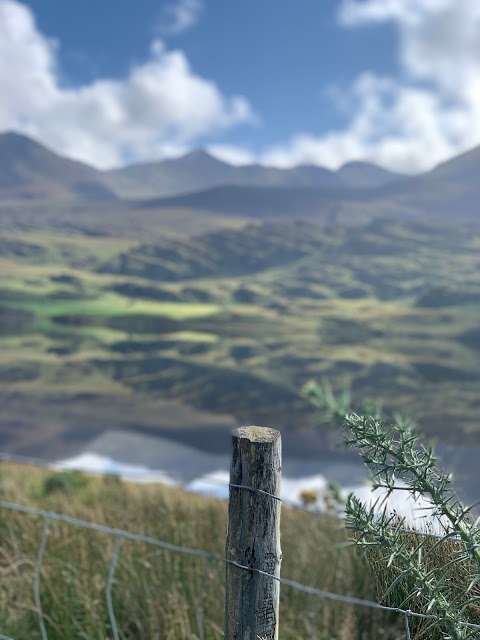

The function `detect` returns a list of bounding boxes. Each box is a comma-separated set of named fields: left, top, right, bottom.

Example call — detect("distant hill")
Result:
left=374, top=145, right=480, bottom=222
left=97, top=221, right=328, bottom=281
left=0, top=131, right=115, bottom=201
left=136, top=184, right=345, bottom=221
left=139, top=145, right=480, bottom=224
left=427, top=145, right=480, bottom=183
left=337, top=161, right=403, bottom=188
left=101, top=149, right=353, bottom=199
left=0, top=131, right=479, bottom=231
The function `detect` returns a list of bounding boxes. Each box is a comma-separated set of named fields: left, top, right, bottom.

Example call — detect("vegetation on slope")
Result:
left=0, top=463, right=404, bottom=639
left=2, top=219, right=480, bottom=454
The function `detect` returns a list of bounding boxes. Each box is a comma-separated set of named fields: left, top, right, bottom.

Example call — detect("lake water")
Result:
left=52, top=429, right=476, bottom=531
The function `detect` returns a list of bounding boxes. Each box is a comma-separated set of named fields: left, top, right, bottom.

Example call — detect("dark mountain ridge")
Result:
left=139, top=144, right=480, bottom=223
left=135, top=184, right=345, bottom=221
left=0, top=130, right=479, bottom=230
left=0, top=131, right=115, bottom=201
left=102, top=148, right=405, bottom=199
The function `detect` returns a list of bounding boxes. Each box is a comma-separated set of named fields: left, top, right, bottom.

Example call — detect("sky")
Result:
left=1, top=0, right=480, bottom=173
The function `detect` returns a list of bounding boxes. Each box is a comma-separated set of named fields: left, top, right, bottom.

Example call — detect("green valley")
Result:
left=2, top=217, right=480, bottom=456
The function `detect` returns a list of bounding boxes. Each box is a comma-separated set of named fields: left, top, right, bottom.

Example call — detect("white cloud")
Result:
left=338, top=0, right=452, bottom=26
left=206, top=144, right=256, bottom=166
left=261, top=0, right=480, bottom=172
left=339, top=0, right=480, bottom=98
left=157, top=0, right=203, bottom=36
left=0, top=0, right=255, bottom=168
left=2, top=0, right=479, bottom=174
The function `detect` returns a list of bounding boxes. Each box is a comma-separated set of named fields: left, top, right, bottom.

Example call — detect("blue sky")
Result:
left=1, top=0, right=479, bottom=172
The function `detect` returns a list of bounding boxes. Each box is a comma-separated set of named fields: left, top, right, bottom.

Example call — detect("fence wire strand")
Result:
left=200, top=476, right=461, bottom=541
left=404, top=613, right=411, bottom=640
left=33, top=519, right=49, bottom=640
left=0, top=499, right=222, bottom=560
left=194, top=556, right=213, bottom=640
left=1, top=497, right=480, bottom=633
left=228, top=482, right=282, bottom=501
left=1, top=453, right=480, bottom=640
left=106, top=538, right=122, bottom=640
left=0, top=451, right=464, bottom=541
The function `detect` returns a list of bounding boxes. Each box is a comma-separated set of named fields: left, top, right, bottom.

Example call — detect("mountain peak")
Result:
left=0, top=129, right=115, bottom=200
left=429, top=144, right=480, bottom=179
left=183, top=148, right=213, bottom=159
left=337, top=160, right=404, bottom=188
left=178, top=148, right=227, bottom=166
left=0, top=130, right=51, bottom=156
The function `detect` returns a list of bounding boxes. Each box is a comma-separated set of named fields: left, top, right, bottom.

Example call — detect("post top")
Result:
left=234, top=426, right=281, bottom=442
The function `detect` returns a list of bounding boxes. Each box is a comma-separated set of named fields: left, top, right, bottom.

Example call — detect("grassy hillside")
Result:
left=0, top=462, right=404, bottom=639
left=1, top=219, right=480, bottom=455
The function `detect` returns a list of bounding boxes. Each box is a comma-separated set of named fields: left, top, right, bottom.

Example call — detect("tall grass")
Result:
left=0, top=463, right=404, bottom=639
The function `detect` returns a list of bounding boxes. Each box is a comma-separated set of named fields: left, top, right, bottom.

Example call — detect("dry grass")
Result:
left=361, top=530, right=480, bottom=639
left=0, top=463, right=405, bottom=639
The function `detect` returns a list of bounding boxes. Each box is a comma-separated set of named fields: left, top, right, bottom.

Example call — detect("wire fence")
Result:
left=0, top=450, right=460, bottom=539
left=0, top=451, right=478, bottom=638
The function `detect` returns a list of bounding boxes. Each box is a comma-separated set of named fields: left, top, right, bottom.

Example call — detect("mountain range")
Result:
left=2, top=130, right=480, bottom=477
left=102, top=148, right=404, bottom=198
left=0, top=130, right=479, bottom=232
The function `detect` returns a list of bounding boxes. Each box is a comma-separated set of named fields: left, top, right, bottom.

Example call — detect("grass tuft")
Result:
left=0, top=462, right=404, bottom=639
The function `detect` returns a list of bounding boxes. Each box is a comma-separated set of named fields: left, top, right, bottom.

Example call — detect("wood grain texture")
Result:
left=224, top=426, right=282, bottom=640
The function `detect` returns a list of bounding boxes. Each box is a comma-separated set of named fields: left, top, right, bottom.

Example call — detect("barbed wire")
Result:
left=0, top=449, right=470, bottom=548
left=0, top=499, right=222, bottom=560
left=1, top=496, right=480, bottom=638
left=405, top=614, right=411, bottom=640
left=106, top=538, right=122, bottom=640
left=33, top=520, right=49, bottom=640
left=2, top=450, right=480, bottom=639
left=228, top=482, right=282, bottom=501
left=199, top=476, right=461, bottom=542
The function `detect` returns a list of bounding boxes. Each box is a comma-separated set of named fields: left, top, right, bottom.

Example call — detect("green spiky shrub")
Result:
left=304, top=380, right=480, bottom=640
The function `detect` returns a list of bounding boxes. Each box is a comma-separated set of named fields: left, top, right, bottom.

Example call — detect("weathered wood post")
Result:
left=224, top=426, right=282, bottom=640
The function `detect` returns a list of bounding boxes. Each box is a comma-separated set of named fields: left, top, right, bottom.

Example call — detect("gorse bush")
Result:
left=305, top=379, right=480, bottom=640
left=344, top=413, right=480, bottom=639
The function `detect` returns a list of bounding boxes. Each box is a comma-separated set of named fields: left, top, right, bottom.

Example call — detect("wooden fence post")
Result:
left=224, top=426, right=282, bottom=640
